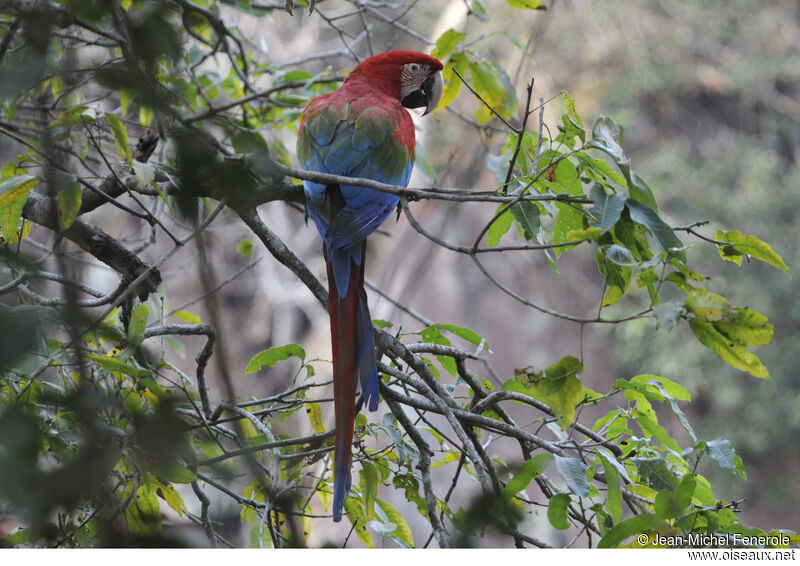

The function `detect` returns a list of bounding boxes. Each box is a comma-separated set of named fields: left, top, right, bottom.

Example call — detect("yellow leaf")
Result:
left=305, top=402, right=325, bottom=434
left=172, top=309, right=203, bottom=324
left=0, top=174, right=38, bottom=208
left=344, top=498, right=374, bottom=548
left=105, top=112, right=133, bottom=164
left=156, top=480, right=185, bottom=517
left=690, top=319, right=770, bottom=379
left=376, top=499, right=414, bottom=547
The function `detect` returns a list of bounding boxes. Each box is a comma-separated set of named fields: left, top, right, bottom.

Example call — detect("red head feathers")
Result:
left=345, top=50, right=444, bottom=115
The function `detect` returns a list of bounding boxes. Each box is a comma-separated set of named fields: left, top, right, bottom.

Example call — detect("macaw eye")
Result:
left=408, top=63, right=420, bottom=72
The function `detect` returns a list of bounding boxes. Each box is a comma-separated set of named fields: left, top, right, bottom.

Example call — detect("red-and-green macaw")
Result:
left=297, top=50, right=443, bottom=522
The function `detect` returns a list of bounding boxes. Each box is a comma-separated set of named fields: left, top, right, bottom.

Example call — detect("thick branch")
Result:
left=22, top=191, right=162, bottom=301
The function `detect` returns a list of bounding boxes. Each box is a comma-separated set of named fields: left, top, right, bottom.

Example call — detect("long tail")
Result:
left=325, top=243, right=379, bottom=522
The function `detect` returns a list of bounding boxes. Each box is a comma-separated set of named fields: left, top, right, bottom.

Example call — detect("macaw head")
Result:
left=345, top=50, right=444, bottom=115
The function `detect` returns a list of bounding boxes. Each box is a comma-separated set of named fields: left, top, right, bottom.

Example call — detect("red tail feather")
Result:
left=325, top=247, right=364, bottom=522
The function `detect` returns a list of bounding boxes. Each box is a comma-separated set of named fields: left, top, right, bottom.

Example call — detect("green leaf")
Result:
left=629, top=375, right=691, bottom=402
left=510, top=201, right=540, bottom=240
left=1, top=527, right=38, bottom=545
left=172, top=309, right=203, bottom=324
left=684, top=289, right=735, bottom=321
left=546, top=374, right=583, bottom=428
left=634, top=410, right=681, bottom=452
left=554, top=456, right=589, bottom=497
left=632, top=457, right=679, bottom=491
left=156, top=480, right=186, bottom=516
left=360, top=461, right=378, bottom=520
left=344, top=498, right=374, bottom=548
left=468, top=58, right=518, bottom=125
left=132, top=160, right=155, bottom=185
left=564, top=227, right=602, bottom=242
left=392, top=473, right=427, bottom=516
left=431, top=29, right=466, bottom=61
left=689, top=319, right=770, bottom=379
left=0, top=174, right=38, bottom=209
left=562, top=90, right=584, bottom=132
left=440, top=53, right=468, bottom=109
left=50, top=105, right=91, bottom=128
left=431, top=450, right=462, bottom=470
left=619, top=165, right=659, bottom=212
left=469, top=0, right=487, bottom=20
left=674, top=473, right=696, bottom=512
left=735, top=455, right=747, bottom=479
left=154, top=464, right=196, bottom=484
left=588, top=185, right=626, bottom=233
left=120, top=88, right=134, bottom=117
left=487, top=207, right=514, bottom=247
left=105, top=112, right=133, bottom=164
left=127, top=304, right=149, bottom=347
left=419, top=326, right=457, bottom=377
left=245, top=344, right=305, bottom=374
left=367, top=518, right=396, bottom=538
left=375, top=499, right=414, bottom=548
left=588, top=116, right=625, bottom=163
left=666, top=272, right=695, bottom=292
left=86, top=353, right=147, bottom=378
left=706, top=438, right=736, bottom=472
left=237, top=239, right=253, bottom=257
left=553, top=202, right=584, bottom=257
left=274, top=69, right=313, bottom=85
left=71, top=131, right=89, bottom=159
left=547, top=356, right=583, bottom=383
left=598, top=513, right=667, bottom=548
left=139, top=106, right=153, bottom=127
left=626, top=199, right=683, bottom=258
left=501, top=453, right=553, bottom=502
left=715, top=230, right=789, bottom=273
left=605, top=244, right=635, bottom=266
left=670, top=257, right=705, bottom=282
left=652, top=302, right=684, bottom=332
left=654, top=473, right=695, bottom=519
left=635, top=377, right=696, bottom=443
left=125, top=484, right=161, bottom=535
left=597, top=448, right=632, bottom=483
left=600, top=454, right=623, bottom=522
left=233, top=130, right=269, bottom=155
left=0, top=186, right=34, bottom=244
left=513, top=357, right=584, bottom=427
left=547, top=493, right=571, bottom=530
left=507, top=0, right=546, bottom=8
left=576, top=153, right=626, bottom=185
left=613, top=379, right=663, bottom=403
left=713, top=307, right=773, bottom=347
left=429, top=323, right=487, bottom=348
left=597, top=248, right=632, bottom=306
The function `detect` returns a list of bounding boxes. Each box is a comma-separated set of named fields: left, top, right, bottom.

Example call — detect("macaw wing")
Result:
left=298, top=93, right=413, bottom=252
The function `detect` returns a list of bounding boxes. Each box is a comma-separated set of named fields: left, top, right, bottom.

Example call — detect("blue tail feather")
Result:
left=357, top=291, right=380, bottom=411
left=332, top=462, right=351, bottom=522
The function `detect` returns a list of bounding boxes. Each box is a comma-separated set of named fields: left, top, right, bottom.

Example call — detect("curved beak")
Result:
left=422, top=71, right=443, bottom=115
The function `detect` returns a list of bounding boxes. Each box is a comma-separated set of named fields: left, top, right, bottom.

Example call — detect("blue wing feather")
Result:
left=300, top=94, right=412, bottom=295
